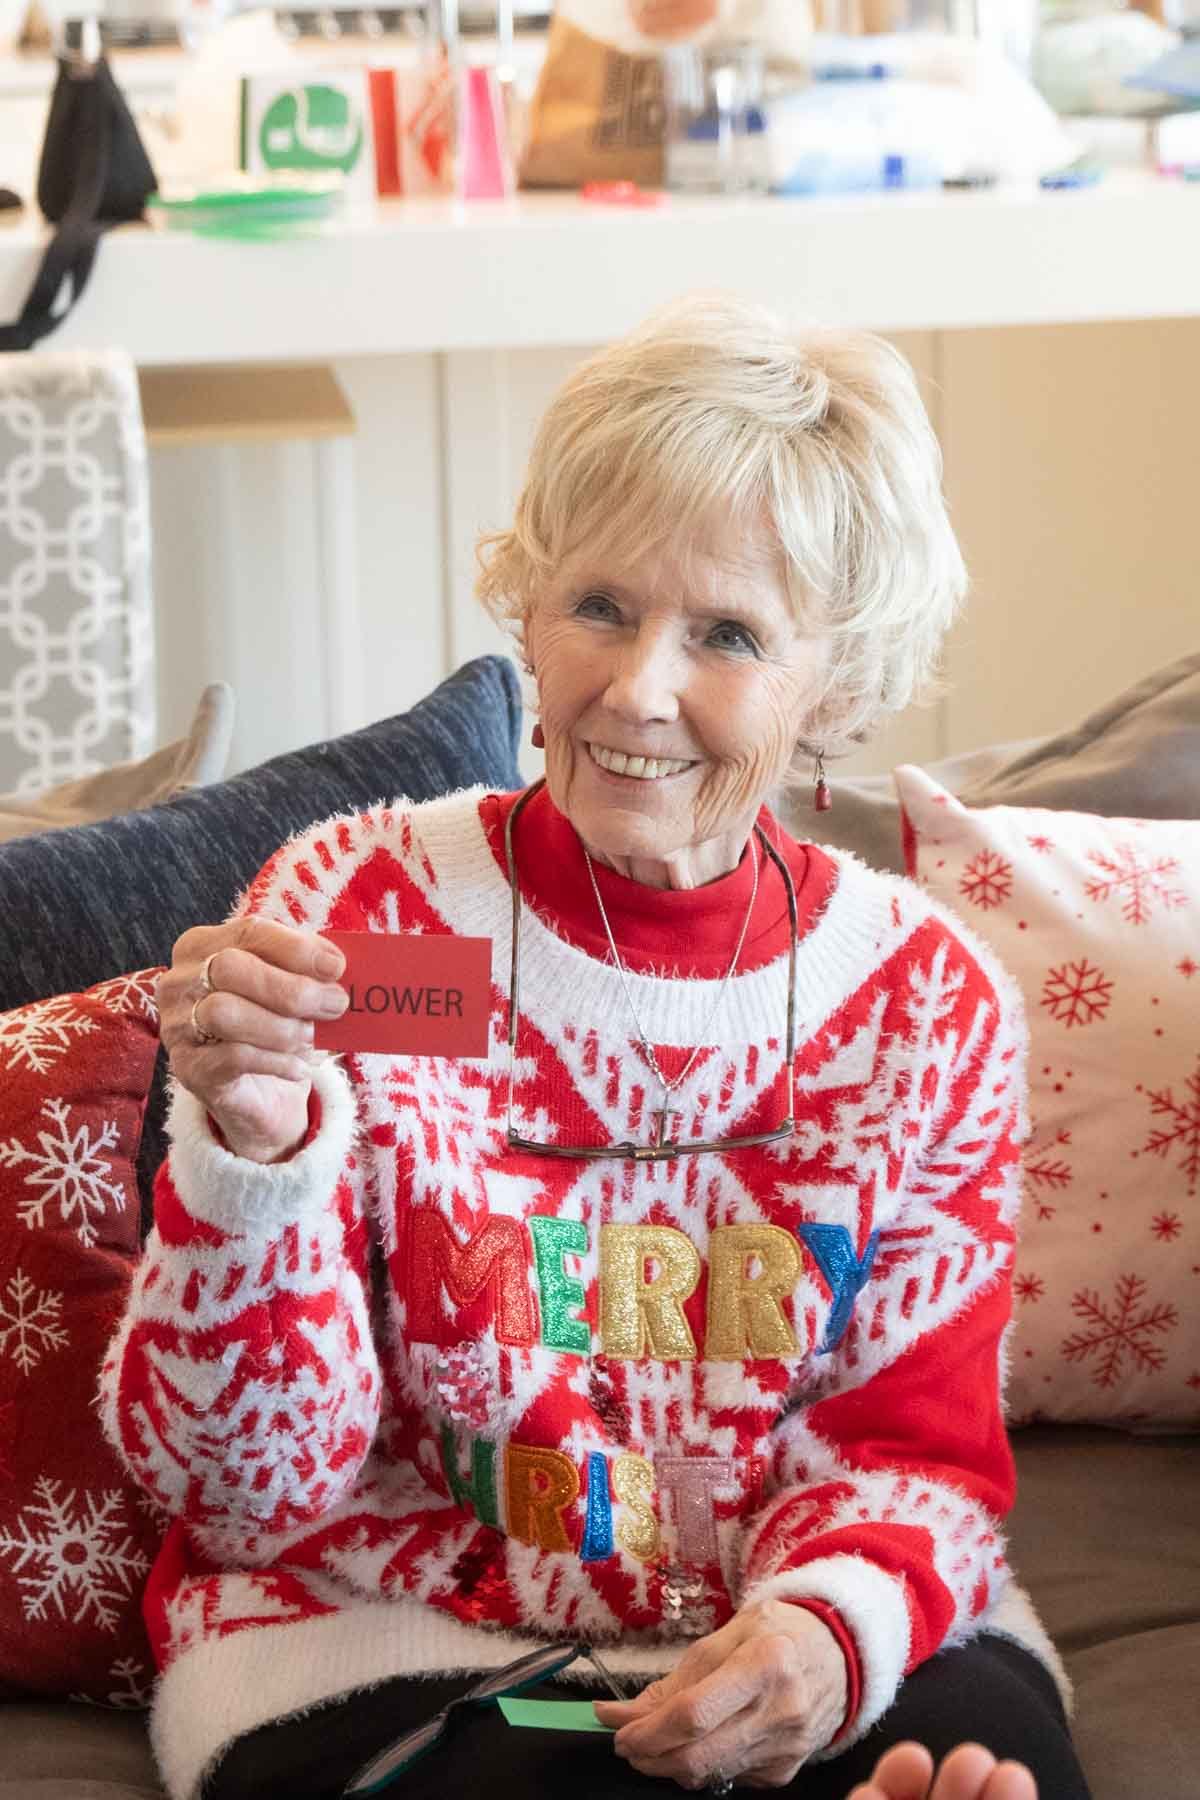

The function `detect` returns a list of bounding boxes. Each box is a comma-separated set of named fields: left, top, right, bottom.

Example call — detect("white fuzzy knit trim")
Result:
left=980, top=1578, right=1074, bottom=1716
left=413, top=793, right=920, bottom=1057
left=151, top=1596, right=684, bottom=1800
left=164, top=1056, right=357, bottom=1238
left=740, top=1554, right=911, bottom=1751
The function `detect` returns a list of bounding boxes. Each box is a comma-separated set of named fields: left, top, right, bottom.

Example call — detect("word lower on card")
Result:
left=314, top=930, right=492, bottom=1057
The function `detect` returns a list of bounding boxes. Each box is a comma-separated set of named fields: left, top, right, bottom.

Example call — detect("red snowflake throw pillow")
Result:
left=0, top=970, right=166, bottom=1703
left=895, top=765, right=1199, bottom=1429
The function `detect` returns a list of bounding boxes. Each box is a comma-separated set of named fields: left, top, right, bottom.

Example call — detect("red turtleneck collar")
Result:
left=479, top=784, right=838, bottom=980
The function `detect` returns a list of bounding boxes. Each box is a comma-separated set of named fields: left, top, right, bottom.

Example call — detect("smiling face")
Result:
left=524, top=513, right=830, bottom=889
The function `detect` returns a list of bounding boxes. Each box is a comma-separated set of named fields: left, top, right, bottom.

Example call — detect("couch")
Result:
left=1, top=651, right=1196, bottom=1800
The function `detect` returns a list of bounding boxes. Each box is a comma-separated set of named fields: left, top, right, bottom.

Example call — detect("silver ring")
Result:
left=190, top=996, right=221, bottom=1046
left=708, top=1775, right=734, bottom=1796
left=198, top=951, right=221, bottom=996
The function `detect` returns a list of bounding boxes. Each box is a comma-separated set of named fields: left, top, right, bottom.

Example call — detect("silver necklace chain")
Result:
left=582, top=837, right=760, bottom=1138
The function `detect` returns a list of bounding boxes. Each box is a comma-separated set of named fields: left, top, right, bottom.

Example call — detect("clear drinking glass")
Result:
left=662, top=40, right=767, bottom=194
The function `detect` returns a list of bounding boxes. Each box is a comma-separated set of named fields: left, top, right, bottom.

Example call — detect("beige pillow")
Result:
left=775, top=651, right=1200, bottom=869
left=0, top=684, right=235, bottom=845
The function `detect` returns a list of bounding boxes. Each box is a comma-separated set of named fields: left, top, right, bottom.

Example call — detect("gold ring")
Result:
left=198, top=951, right=221, bottom=996
left=190, top=996, right=221, bottom=1047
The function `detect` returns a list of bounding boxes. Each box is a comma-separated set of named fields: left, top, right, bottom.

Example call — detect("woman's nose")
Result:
left=603, top=630, right=682, bottom=724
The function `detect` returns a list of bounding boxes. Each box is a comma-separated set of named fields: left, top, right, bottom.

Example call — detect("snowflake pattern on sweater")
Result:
left=101, top=786, right=1043, bottom=1796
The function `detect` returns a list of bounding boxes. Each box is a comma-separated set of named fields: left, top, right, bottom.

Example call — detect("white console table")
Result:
left=2, top=175, right=1198, bottom=359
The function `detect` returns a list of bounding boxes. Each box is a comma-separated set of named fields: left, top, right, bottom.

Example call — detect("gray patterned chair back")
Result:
left=0, top=351, right=155, bottom=796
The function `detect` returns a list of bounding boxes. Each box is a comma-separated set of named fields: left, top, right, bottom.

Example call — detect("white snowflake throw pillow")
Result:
left=895, top=765, right=1199, bottom=1429
left=0, top=969, right=165, bottom=1703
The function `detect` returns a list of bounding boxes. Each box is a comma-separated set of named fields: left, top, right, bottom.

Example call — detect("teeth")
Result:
left=589, top=744, right=692, bottom=780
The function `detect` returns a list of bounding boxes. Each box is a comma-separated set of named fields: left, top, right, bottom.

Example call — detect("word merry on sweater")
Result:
left=440, top=1425, right=754, bottom=1563
left=408, top=1213, right=880, bottom=1360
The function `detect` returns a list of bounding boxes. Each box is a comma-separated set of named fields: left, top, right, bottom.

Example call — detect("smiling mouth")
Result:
left=586, top=742, right=697, bottom=781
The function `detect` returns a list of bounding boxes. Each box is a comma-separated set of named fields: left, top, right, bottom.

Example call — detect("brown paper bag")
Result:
left=519, top=13, right=666, bottom=190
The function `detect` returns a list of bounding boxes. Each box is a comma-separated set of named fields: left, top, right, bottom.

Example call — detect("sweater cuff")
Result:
left=741, top=1555, right=910, bottom=1748
left=778, top=1597, right=862, bottom=1743
left=206, top=1083, right=323, bottom=1161
left=166, top=1056, right=356, bottom=1239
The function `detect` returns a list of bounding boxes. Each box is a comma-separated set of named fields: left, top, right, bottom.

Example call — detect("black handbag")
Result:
left=0, top=54, right=156, bottom=351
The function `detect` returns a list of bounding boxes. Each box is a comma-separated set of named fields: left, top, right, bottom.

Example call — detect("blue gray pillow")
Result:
left=0, top=654, right=524, bottom=1222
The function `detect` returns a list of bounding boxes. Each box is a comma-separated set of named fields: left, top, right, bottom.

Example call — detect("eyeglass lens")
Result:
left=467, top=1642, right=583, bottom=1699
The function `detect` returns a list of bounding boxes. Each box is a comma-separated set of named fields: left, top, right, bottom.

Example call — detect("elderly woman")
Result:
left=102, top=298, right=1091, bottom=1800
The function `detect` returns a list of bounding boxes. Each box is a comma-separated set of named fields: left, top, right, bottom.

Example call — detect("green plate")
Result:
left=149, top=175, right=345, bottom=238
left=150, top=173, right=343, bottom=211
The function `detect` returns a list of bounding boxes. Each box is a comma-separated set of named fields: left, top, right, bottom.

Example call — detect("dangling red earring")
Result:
left=531, top=721, right=545, bottom=750
left=814, top=750, right=832, bottom=813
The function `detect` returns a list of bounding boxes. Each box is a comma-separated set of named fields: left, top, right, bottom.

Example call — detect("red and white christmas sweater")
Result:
left=101, top=784, right=1068, bottom=1800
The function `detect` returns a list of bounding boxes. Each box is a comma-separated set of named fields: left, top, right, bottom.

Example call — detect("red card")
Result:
left=314, top=931, right=492, bottom=1058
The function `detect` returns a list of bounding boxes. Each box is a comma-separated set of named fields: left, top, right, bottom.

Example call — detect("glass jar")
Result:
left=661, top=40, right=768, bottom=194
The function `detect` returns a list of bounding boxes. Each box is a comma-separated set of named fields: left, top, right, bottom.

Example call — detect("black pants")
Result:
left=203, top=1634, right=1092, bottom=1800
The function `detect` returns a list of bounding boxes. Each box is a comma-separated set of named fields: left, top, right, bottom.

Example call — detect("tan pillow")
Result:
left=775, top=651, right=1200, bottom=868
left=960, top=650, right=1200, bottom=815
left=776, top=738, right=1040, bottom=876
left=0, top=684, right=234, bottom=845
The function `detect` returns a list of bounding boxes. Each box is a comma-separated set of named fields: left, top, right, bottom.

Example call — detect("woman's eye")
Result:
left=575, top=592, right=620, bottom=621
left=708, top=620, right=759, bottom=655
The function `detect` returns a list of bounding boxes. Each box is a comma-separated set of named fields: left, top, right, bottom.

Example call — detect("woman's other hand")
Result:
left=594, top=1598, right=847, bottom=1789
left=629, top=0, right=719, bottom=39
left=158, top=921, right=349, bottom=1164
left=849, top=1742, right=1038, bottom=1800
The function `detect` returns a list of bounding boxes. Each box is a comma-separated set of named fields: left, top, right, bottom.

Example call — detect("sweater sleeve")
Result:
left=737, top=931, right=1028, bottom=1753
left=99, top=813, right=389, bottom=1560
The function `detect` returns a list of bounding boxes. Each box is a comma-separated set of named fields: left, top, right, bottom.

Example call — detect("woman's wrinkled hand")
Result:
left=628, top=0, right=719, bottom=39
left=158, top=920, right=349, bottom=1165
left=593, top=1599, right=847, bottom=1790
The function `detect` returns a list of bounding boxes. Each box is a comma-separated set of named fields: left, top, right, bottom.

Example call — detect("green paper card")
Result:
left=497, top=1698, right=614, bottom=1733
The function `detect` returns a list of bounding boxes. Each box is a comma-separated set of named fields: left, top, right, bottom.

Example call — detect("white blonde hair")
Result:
left=476, top=294, right=967, bottom=761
